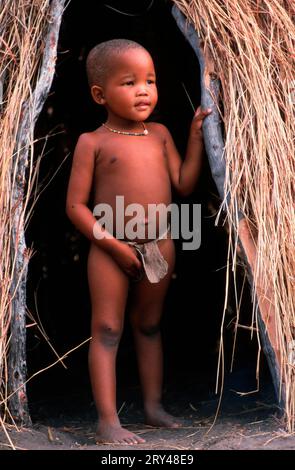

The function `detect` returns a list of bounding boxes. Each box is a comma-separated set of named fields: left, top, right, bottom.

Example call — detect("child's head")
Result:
left=86, top=39, right=158, bottom=122
left=86, top=39, right=148, bottom=88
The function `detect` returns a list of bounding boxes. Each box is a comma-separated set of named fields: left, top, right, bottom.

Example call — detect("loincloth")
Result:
left=124, top=225, right=170, bottom=284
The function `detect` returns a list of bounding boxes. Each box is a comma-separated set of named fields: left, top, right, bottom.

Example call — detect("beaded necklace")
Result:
left=102, top=122, right=148, bottom=136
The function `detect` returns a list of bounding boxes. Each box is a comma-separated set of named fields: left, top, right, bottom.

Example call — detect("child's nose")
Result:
left=136, top=86, right=148, bottom=96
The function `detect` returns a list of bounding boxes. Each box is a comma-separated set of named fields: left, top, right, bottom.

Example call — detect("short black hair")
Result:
left=86, top=39, right=147, bottom=87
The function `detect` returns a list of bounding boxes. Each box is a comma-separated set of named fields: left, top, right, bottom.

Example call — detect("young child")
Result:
left=66, top=39, right=211, bottom=445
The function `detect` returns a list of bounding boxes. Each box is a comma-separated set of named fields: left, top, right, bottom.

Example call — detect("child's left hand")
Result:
left=190, top=106, right=212, bottom=139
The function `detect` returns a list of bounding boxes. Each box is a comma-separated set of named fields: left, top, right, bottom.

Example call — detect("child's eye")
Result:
left=123, top=81, right=134, bottom=86
left=147, top=79, right=155, bottom=85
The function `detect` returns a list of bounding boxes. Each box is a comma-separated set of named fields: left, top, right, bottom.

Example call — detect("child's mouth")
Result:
left=135, top=101, right=150, bottom=111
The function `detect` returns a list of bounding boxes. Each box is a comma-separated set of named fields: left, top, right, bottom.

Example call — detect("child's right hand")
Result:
left=112, top=242, right=143, bottom=279
left=190, top=106, right=212, bottom=139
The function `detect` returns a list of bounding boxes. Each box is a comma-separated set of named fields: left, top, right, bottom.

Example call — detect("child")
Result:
left=66, top=39, right=211, bottom=445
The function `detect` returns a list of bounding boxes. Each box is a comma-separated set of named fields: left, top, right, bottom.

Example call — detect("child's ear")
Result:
left=91, top=85, right=106, bottom=105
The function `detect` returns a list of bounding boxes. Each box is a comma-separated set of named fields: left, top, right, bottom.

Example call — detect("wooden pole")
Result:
left=171, top=4, right=284, bottom=407
left=8, top=0, right=66, bottom=425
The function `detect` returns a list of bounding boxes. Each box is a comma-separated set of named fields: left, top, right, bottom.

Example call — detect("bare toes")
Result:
left=145, top=407, right=183, bottom=428
left=124, top=438, right=134, bottom=445
left=96, top=424, right=143, bottom=445
left=170, top=422, right=181, bottom=428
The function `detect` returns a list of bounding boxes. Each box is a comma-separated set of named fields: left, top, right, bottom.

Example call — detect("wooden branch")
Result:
left=238, top=220, right=284, bottom=406
left=171, top=4, right=284, bottom=408
left=8, top=0, right=66, bottom=426
left=171, top=5, right=226, bottom=201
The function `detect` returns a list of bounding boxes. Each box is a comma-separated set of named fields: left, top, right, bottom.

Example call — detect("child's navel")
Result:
left=110, top=156, right=117, bottom=164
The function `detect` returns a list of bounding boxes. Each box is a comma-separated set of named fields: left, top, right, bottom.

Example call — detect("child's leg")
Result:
left=128, top=237, right=180, bottom=427
left=88, top=244, right=145, bottom=444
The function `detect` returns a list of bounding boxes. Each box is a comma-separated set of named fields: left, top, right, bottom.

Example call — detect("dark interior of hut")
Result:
left=26, top=0, right=273, bottom=423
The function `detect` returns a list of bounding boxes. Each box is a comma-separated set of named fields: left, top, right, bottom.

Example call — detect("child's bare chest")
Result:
left=95, top=137, right=167, bottom=176
left=93, top=135, right=171, bottom=205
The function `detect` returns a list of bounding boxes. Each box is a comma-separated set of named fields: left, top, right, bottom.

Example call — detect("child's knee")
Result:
left=134, top=321, right=161, bottom=337
left=93, top=322, right=123, bottom=347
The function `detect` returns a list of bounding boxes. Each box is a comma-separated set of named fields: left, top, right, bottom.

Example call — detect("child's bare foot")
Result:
left=145, top=404, right=182, bottom=428
left=96, top=422, right=145, bottom=445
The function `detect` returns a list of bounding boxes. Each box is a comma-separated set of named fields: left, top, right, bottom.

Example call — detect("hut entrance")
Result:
left=26, top=0, right=272, bottom=422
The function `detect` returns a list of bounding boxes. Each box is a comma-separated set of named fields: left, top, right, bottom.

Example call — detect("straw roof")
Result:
left=0, top=0, right=63, bottom=433
left=173, top=0, right=295, bottom=430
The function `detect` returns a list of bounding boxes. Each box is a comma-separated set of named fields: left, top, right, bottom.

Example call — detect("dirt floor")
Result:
left=1, top=372, right=295, bottom=451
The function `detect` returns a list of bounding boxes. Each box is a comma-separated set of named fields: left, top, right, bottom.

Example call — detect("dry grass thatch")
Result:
left=173, top=0, right=295, bottom=431
left=0, top=0, right=54, bottom=430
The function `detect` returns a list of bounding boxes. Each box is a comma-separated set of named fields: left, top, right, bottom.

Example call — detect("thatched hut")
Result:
left=1, top=0, right=294, bottom=438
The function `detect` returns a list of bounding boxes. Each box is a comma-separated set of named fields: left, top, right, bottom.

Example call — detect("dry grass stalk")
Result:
left=173, top=0, right=295, bottom=431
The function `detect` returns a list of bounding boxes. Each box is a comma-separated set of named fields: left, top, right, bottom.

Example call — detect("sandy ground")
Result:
left=1, top=409, right=294, bottom=451
left=1, top=378, right=295, bottom=451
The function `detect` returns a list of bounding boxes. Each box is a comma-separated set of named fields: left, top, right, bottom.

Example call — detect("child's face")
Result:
left=93, top=48, right=158, bottom=122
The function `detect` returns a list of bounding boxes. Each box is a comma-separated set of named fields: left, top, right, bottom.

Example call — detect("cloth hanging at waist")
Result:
left=124, top=225, right=170, bottom=283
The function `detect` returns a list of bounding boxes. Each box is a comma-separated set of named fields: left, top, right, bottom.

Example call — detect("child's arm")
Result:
left=66, top=133, right=142, bottom=278
left=159, top=107, right=211, bottom=197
